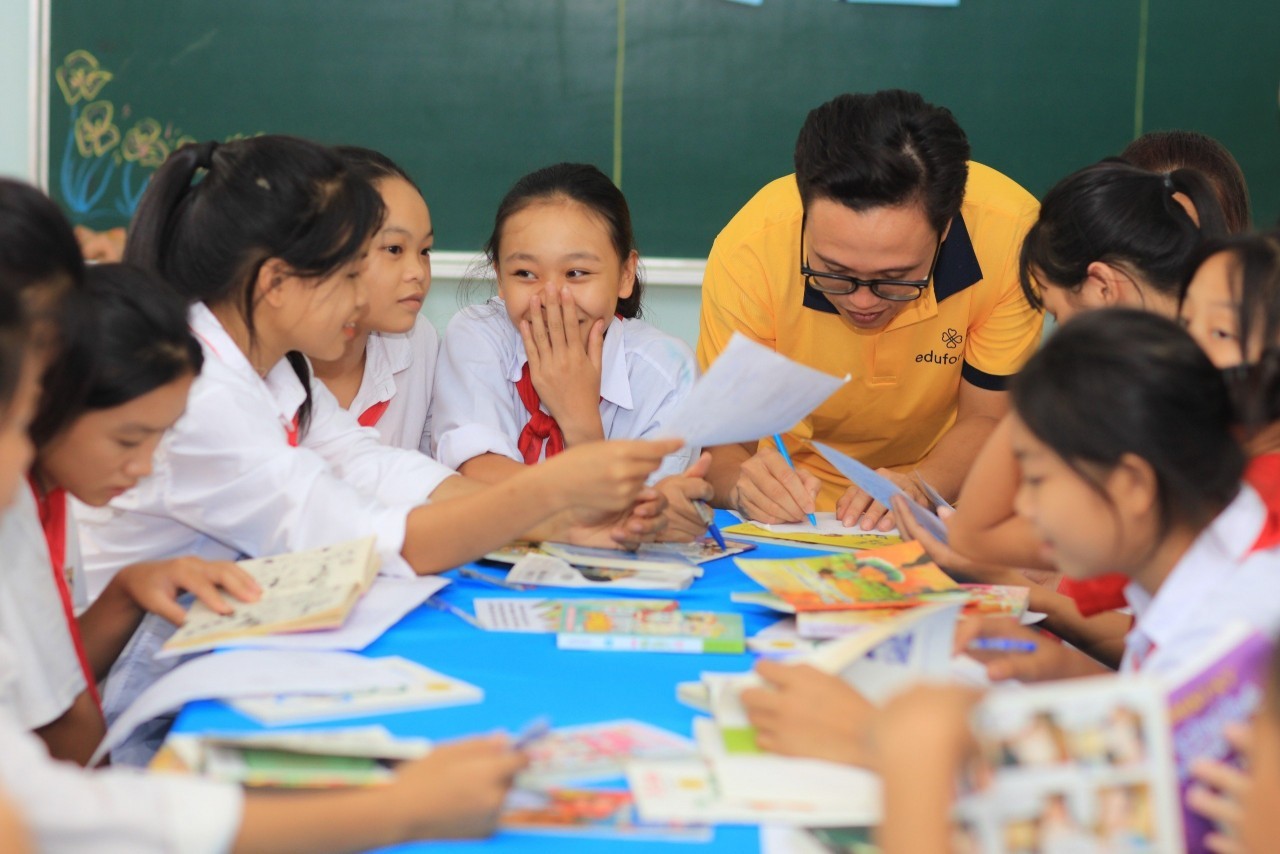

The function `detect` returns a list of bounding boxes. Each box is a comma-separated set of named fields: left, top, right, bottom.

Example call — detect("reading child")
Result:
left=78, top=137, right=680, bottom=594
left=0, top=281, right=527, bottom=854
left=432, top=162, right=714, bottom=541
left=743, top=312, right=1280, bottom=757
left=311, top=147, right=440, bottom=451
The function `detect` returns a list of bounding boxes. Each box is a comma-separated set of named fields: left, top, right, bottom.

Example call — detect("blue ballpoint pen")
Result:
left=772, top=434, right=818, bottom=527
left=695, top=501, right=728, bottom=550
left=967, top=637, right=1037, bottom=654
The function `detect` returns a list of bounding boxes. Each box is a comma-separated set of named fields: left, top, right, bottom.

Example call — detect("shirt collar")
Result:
left=801, top=211, right=984, bottom=317
left=504, top=311, right=634, bottom=411
left=189, top=302, right=308, bottom=425
left=356, top=331, right=412, bottom=409
left=1125, top=485, right=1266, bottom=651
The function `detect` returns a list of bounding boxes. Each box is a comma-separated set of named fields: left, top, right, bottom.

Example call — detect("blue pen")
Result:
left=772, top=434, right=818, bottom=527
left=695, top=501, right=728, bottom=550
left=512, top=715, right=552, bottom=750
left=458, top=567, right=531, bottom=592
left=422, top=597, right=483, bottom=629
left=968, top=637, right=1038, bottom=654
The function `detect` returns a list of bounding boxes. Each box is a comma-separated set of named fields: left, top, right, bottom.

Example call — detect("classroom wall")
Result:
left=0, top=1, right=34, bottom=181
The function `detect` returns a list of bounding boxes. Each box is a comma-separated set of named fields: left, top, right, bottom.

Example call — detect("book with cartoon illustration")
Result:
left=472, top=598, right=679, bottom=633
left=733, top=541, right=961, bottom=612
left=500, top=788, right=712, bottom=841
left=163, top=536, right=381, bottom=653
left=556, top=604, right=745, bottom=654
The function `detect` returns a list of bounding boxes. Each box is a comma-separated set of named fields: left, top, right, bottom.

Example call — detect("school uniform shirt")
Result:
left=1122, top=485, right=1280, bottom=676
left=347, top=316, right=440, bottom=452
left=432, top=298, right=698, bottom=482
left=0, top=485, right=86, bottom=729
left=77, top=302, right=459, bottom=595
left=0, top=636, right=241, bottom=854
left=698, top=163, right=1043, bottom=510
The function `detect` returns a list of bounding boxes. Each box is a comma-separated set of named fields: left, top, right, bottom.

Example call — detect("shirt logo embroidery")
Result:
left=942, top=328, right=963, bottom=349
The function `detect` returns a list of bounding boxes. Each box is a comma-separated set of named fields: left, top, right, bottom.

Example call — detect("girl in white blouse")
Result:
left=311, top=147, right=440, bottom=452
left=79, top=137, right=679, bottom=591
left=433, top=163, right=713, bottom=540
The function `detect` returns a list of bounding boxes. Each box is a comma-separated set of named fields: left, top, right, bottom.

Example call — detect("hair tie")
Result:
left=194, top=140, right=219, bottom=170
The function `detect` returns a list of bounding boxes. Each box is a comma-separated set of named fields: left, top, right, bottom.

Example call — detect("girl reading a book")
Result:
left=0, top=269, right=528, bottom=854
left=310, top=147, right=441, bottom=452
left=430, top=162, right=714, bottom=541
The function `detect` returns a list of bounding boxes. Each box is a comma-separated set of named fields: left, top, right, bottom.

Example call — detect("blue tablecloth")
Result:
left=174, top=513, right=833, bottom=852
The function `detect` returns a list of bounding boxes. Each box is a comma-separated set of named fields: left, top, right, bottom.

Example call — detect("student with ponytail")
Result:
left=79, top=136, right=679, bottom=594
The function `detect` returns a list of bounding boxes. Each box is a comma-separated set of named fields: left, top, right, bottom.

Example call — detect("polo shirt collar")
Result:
left=801, top=212, right=984, bottom=315
left=504, top=313, right=634, bottom=411
left=1125, top=486, right=1264, bottom=653
left=189, top=302, right=308, bottom=425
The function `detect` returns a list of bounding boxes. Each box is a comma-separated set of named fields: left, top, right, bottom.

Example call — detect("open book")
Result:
left=162, top=536, right=381, bottom=654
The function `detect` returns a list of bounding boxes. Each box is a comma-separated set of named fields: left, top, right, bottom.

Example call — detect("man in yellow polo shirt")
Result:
left=699, top=90, right=1043, bottom=529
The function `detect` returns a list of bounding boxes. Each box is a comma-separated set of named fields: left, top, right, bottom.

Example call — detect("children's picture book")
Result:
left=162, top=536, right=381, bottom=654
left=229, top=656, right=483, bottom=725
left=507, top=554, right=695, bottom=591
left=722, top=513, right=902, bottom=551
left=957, top=584, right=1029, bottom=620
left=517, top=719, right=695, bottom=789
left=473, top=598, right=679, bottom=633
left=556, top=604, right=745, bottom=654
left=733, top=542, right=961, bottom=612
left=957, top=675, right=1183, bottom=853
left=1165, top=623, right=1272, bottom=854
left=500, top=787, right=712, bottom=841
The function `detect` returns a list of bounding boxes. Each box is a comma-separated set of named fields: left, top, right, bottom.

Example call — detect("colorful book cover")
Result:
left=733, top=542, right=960, bottom=611
left=1167, top=625, right=1272, bottom=854
left=518, top=719, right=695, bottom=788
left=500, top=787, right=712, bottom=841
left=472, top=598, right=678, bottom=633
left=722, top=513, right=902, bottom=550
left=958, top=584, right=1029, bottom=619
left=556, top=605, right=745, bottom=654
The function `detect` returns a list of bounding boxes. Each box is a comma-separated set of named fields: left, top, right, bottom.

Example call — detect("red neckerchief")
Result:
left=1058, top=573, right=1129, bottom=617
left=515, top=363, right=565, bottom=464
left=357, top=400, right=391, bottom=428
left=27, top=474, right=104, bottom=714
left=1246, top=453, right=1280, bottom=553
left=284, top=414, right=301, bottom=448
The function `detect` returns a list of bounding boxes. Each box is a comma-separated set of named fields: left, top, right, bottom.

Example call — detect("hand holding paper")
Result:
left=812, top=441, right=950, bottom=544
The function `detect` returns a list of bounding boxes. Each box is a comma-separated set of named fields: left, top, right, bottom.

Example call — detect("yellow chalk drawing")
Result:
left=56, top=50, right=114, bottom=106
left=74, top=101, right=121, bottom=158
left=121, top=118, right=170, bottom=168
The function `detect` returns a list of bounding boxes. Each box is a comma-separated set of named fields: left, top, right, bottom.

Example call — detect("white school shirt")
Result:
left=1122, top=485, right=1280, bottom=676
left=432, top=298, right=698, bottom=482
left=346, top=316, right=440, bottom=452
left=0, top=486, right=86, bottom=728
left=78, top=302, right=458, bottom=595
left=0, top=637, right=241, bottom=854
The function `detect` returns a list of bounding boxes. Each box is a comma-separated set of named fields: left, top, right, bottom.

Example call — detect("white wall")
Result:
left=0, top=0, right=35, bottom=181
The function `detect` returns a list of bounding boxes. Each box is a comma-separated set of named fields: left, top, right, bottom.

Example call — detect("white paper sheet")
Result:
left=757, top=511, right=900, bottom=538
left=507, top=554, right=695, bottom=591
left=658, top=334, right=848, bottom=446
left=154, top=576, right=449, bottom=658
left=91, top=650, right=415, bottom=765
left=812, top=441, right=950, bottom=543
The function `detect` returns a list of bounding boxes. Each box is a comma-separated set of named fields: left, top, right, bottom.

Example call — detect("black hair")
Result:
left=1011, top=309, right=1243, bottom=537
left=30, top=263, right=203, bottom=449
left=124, top=136, right=384, bottom=438
left=0, top=286, right=30, bottom=421
left=793, top=90, right=970, bottom=234
left=483, top=162, right=643, bottom=318
left=1019, top=160, right=1228, bottom=311
left=1183, top=230, right=1280, bottom=433
left=333, top=145, right=419, bottom=193
left=1121, top=130, right=1252, bottom=234
left=0, top=178, right=85, bottom=293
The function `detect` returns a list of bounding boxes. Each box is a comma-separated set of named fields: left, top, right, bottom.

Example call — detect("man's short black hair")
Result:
left=794, top=90, right=970, bottom=233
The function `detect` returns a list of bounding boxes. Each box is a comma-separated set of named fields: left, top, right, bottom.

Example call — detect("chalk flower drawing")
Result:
left=121, top=118, right=170, bottom=168
left=74, top=100, right=122, bottom=158
left=55, top=49, right=113, bottom=105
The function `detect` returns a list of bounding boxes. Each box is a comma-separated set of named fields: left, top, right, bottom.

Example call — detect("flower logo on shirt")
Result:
left=942, top=328, right=963, bottom=349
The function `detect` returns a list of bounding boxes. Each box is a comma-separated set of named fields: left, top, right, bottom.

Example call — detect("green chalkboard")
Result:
left=49, top=0, right=1279, bottom=259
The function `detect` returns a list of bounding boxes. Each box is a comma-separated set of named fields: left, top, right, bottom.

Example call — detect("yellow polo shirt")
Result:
left=697, top=161, right=1042, bottom=510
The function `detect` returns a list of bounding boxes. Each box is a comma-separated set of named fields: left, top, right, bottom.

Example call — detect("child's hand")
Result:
left=113, top=556, right=261, bottom=625
left=733, top=442, right=821, bottom=523
left=739, top=661, right=876, bottom=767
left=1188, top=723, right=1253, bottom=854
left=565, top=488, right=670, bottom=550
left=653, top=452, right=715, bottom=542
left=390, top=735, right=527, bottom=840
left=520, top=285, right=605, bottom=446
left=871, top=683, right=981, bottom=770
left=546, top=438, right=683, bottom=516
left=891, top=496, right=1033, bottom=587
left=959, top=617, right=1107, bottom=682
left=836, top=469, right=928, bottom=532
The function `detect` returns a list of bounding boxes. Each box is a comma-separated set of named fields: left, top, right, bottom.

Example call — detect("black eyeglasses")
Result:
left=799, top=216, right=942, bottom=302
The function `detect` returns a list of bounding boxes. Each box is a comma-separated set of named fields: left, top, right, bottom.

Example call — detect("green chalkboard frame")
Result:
left=48, top=0, right=1278, bottom=259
